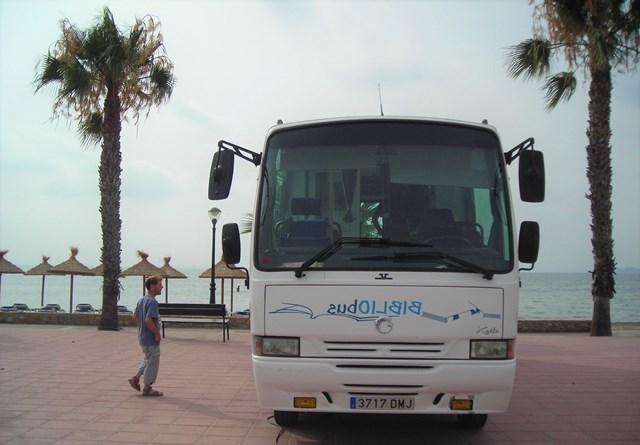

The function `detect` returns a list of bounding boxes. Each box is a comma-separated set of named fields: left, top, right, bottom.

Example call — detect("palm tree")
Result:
left=506, top=0, right=639, bottom=336
left=34, top=7, right=175, bottom=330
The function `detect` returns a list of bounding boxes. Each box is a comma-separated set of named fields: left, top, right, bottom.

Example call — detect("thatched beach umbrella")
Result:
left=48, top=247, right=95, bottom=312
left=0, top=250, right=25, bottom=304
left=121, top=250, right=164, bottom=295
left=89, top=263, right=126, bottom=277
left=159, top=256, right=187, bottom=303
left=25, top=255, right=56, bottom=306
left=90, top=263, right=105, bottom=276
left=199, top=256, right=247, bottom=312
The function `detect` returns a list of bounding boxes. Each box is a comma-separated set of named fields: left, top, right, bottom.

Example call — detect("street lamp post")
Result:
left=208, top=207, right=222, bottom=304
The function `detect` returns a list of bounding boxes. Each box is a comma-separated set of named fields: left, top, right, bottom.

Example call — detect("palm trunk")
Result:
left=98, top=85, right=123, bottom=331
left=586, top=66, right=615, bottom=337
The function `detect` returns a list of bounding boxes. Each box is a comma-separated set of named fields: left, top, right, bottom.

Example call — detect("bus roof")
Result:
left=266, top=116, right=499, bottom=136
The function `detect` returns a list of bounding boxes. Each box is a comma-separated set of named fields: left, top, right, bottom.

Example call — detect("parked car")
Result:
left=233, top=309, right=250, bottom=317
left=117, top=305, right=132, bottom=314
left=37, top=304, right=65, bottom=313
left=75, top=303, right=97, bottom=313
left=1, top=305, right=16, bottom=312
left=10, top=303, right=32, bottom=312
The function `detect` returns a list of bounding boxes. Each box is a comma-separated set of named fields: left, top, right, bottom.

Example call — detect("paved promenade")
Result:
left=0, top=324, right=638, bottom=445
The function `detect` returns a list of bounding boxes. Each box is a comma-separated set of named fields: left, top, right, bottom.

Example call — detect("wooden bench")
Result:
left=158, top=303, right=229, bottom=342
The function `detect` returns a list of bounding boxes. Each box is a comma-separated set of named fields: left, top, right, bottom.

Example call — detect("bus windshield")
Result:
left=255, top=120, right=513, bottom=274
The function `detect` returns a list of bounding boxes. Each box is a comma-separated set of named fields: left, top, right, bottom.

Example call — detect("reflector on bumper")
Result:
left=294, top=397, right=317, bottom=409
left=450, top=399, right=474, bottom=411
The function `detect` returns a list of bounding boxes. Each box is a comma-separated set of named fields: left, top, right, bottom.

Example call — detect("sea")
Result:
left=0, top=269, right=638, bottom=322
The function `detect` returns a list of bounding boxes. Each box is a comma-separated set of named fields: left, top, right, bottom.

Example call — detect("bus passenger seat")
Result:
left=279, top=198, right=331, bottom=248
left=419, top=208, right=462, bottom=245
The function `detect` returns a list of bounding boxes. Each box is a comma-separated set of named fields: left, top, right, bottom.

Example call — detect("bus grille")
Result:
left=323, top=341, right=446, bottom=359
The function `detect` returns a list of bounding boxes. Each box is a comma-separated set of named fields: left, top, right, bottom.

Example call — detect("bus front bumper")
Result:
left=252, top=356, right=516, bottom=414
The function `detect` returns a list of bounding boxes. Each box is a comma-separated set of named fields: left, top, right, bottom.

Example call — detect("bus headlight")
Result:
left=470, top=339, right=514, bottom=359
left=254, top=336, right=300, bottom=357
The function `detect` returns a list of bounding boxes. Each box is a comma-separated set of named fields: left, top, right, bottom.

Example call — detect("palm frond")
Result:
left=59, top=60, right=92, bottom=99
left=34, top=55, right=65, bottom=92
left=506, top=38, right=552, bottom=80
left=590, top=27, right=626, bottom=70
left=128, top=25, right=144, bottom=52
left=78, top=112, right=103, bottom=146
left=619, top=0, right=640, bottom=37
left=150, top=64, right=174, bottom=99
left=542, top=71, right=577, bottom=110
left=79, top=7, right=130, bottom=84
left=359, top=203, right=381, bottom=238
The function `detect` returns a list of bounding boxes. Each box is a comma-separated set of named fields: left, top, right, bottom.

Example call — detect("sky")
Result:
left=0, top=0, right=638, bottom=274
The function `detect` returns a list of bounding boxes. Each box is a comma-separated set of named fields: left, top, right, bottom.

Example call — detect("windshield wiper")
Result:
left=294, top=237, right=432, bottom=278
left=352, top=251, right=494, bottom=280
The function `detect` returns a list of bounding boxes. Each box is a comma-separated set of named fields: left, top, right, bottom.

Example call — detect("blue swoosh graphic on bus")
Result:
left=421, top=302, right=501, bottom=323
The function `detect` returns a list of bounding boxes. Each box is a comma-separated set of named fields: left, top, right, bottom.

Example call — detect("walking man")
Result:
left=129, top=275, right=163, bottom=396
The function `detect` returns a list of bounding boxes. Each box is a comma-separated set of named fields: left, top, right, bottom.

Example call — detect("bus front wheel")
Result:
left=274, top=410, right=299, bottom=427
left=457, top=413, right=488, bottom=429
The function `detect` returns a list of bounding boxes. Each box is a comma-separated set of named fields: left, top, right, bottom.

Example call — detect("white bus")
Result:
left=210, top=116, right=544, bottom=429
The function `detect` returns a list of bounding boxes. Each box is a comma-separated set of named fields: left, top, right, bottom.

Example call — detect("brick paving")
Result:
left=0, top=324, right=638, bottom=444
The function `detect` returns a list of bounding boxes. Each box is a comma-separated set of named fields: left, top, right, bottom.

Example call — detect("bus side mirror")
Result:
left=222, top=223, right=241, bottom=265
left=518, top=221, right=540, bottom=264
left=208, top=150, right=235, bottom=200
left=519, top=150, right=545, bottom=203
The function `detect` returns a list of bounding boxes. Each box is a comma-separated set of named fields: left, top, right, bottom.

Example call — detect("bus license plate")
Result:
left=350, top=397, right=415, bottom=410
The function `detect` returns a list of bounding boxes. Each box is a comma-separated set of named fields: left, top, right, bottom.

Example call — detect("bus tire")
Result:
left=274, top=410, right=299, bottom=427
left=457, top=413, right=488, bottom=429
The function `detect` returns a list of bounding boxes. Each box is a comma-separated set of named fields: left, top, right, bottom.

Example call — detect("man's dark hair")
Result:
left=145, top=276, right=160, bottom=291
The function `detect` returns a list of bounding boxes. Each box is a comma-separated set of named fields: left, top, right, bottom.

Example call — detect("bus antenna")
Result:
left=378, top=83, right=384, bottom=116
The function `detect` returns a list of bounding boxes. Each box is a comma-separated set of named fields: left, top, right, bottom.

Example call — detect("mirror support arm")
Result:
left=218, top=140, right=262, bottom=167
left=504, top=137, right=534, bottom=165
